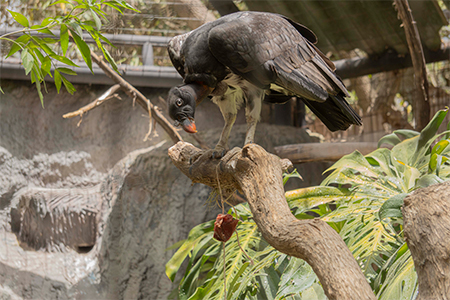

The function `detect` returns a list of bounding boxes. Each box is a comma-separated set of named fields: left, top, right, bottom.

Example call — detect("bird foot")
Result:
left=211, top=146, right=228, bottom=159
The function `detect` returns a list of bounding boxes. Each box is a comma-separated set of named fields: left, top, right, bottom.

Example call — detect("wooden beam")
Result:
left=274, top=142, right=379, bottom=163
left=335, top=45, right=450, bottom=80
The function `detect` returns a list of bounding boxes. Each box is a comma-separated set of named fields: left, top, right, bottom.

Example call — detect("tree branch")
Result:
left=168, top=141, right=376, bottom=300
left=63, top=84, right=121, bottom=120
left=394, top=0, right=430, bottom=130
left=90, top=51, right=183, bottom=144
left=403, top=181, right=450, bottom=300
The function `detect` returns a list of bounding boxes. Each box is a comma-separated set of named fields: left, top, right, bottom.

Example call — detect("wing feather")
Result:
left=168, top=32, right=192, bottom=78
left=207, top=13, right=346, bottom=99
left=172, top=11, right=361, bottom=131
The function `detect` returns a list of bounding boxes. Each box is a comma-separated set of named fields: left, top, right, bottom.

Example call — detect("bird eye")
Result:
left=176, top=98, right=183, bottom=107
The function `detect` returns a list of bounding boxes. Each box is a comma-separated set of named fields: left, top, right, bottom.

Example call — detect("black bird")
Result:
left=167, top=11, right=361, bottom=157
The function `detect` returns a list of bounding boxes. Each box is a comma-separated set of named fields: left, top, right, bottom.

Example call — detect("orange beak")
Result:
left=182, top=118, right=197, bottom=133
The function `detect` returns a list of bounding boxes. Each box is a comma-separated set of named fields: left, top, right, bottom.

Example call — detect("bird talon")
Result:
left=211, top=148, right=228, bottom=159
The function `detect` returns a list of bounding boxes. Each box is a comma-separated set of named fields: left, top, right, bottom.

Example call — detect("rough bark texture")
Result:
left=403, top=181, right=450, bottom=300
left=169, top=142, right=376, bottom=300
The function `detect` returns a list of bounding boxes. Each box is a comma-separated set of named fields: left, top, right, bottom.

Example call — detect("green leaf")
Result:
left=54, top=69, right=62, bottom=93
left=60, top=24, right=69, bottom=56
left=90, top=8, right=102, bottom=30
left=415, top=174, right=445, bottom=189
left=286, top=186, right=349, bottom=212
left=412, top=108, right=449, bottom=166
left=61, top=74, right=76, bottom=94
left=433, top=139, right=450, bottom=155
left=256, top=267, right=279, bottom=300
left=69, top=22, right=83, bottom=38
left=31, top=68, right=44, bottom=107
left=283, top=169, right=302, bottom=185
left=323, top=150, right=380, bottom=184
left=70, top=30, right=93, bottom=73
left=104, top=0, right=140, bottom=13
left=393, top=129, right=419, bottom=140
left=56, top=67, right=77, bottom=76
left=186, top=287, right=208, bottom=300
left=8, top=10, right=29, bottom=27
left=0, top=86, right=4, bottom=94
left=101, top=47, right=118, bottom=72
left=41, top=56, right=52, bottom=77
left=377, top=246, right=417, bottom=300
left=379, top=193, right=407, bottom=221
left=276, top=258, right=319, bottom=299
left=180, top=254, right=211, bottom=300
left=403, top=164, right=420, bottom=191
left=39, top=43, right=57, bottom=57
left=50, top=0, right=71, bottom=6
left=339, top=213, right=399, bottom=283
left=165, top=221, right=214, bottom=282
left=6, top=34, right=30, bottom=58
left=41, top=17, right=54, bottom=27
left=32, top=47, right=45, bottom=63
left=227, top=262, right=250, bottom=298
left=30, top=25, right=54, bottom=36
left=378, top=132, right=402, bottom=148
left=298, top=283, right=327, bottom=300
left=366, top=148, right=396, bottom=177
left=447, top=119, right=450, bottom=140
left=21, top=49, right=34, bottom=75
left=50, top=54, right=79, bottom=67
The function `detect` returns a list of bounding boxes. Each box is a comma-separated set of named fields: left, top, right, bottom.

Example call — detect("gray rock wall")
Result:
left=0, top=80, right=331, bottom=299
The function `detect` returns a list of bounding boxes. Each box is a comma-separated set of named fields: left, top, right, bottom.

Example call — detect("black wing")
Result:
left=168, top=32, right=192, bottom=79
left=207, top=12, right=361, bottom=131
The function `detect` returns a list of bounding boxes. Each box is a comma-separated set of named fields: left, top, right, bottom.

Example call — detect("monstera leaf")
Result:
left=287, top=108, right=449, bottom=297
left=167, top=109, right=450, bottom=299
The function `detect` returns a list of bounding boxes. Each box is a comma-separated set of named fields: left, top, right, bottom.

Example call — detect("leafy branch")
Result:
left=1, top=0, right=139, bottom=106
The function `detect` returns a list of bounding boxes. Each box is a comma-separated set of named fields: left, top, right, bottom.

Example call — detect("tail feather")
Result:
left=302, top=94, right=361, bottom=132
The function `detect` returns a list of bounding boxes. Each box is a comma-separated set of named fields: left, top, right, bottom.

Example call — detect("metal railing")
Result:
left=0, top=27, right=182, bottom=88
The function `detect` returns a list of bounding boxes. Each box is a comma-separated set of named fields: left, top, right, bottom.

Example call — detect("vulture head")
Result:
left=168, top=83, right=213, bottom=134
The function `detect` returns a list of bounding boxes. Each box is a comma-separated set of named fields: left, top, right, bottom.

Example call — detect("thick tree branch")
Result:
left=403, top=181, right=450, bottom=300
left=394, top=0, right=430, bottom=130
left=169, top=142, right=376, bottom=300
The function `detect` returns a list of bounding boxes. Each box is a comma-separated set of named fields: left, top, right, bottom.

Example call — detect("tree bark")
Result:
left=168, top=142, right=376, bottom=300
left=403, top=181, right=450, bottom=300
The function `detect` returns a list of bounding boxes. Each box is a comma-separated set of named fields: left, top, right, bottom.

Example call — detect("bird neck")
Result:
left=183, top=83, right=213, bottom=106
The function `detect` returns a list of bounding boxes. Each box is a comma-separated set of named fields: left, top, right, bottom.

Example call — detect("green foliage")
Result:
left=166, top=203, right=325, bottom=300
left=167, top=109, right=450, bottom=299
left=1, top=0, right=139, bottom=106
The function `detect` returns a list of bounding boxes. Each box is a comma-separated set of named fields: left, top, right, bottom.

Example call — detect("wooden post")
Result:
left=394, top=0, right=430, bottom=130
